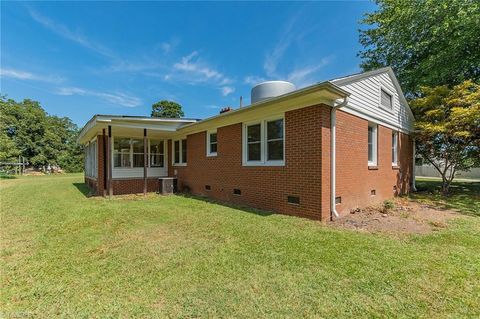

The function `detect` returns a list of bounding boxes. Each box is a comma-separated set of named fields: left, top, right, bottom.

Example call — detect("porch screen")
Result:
left=150, top=140, right=164, bottom=167
left=114, top=138, right=131, bottom=168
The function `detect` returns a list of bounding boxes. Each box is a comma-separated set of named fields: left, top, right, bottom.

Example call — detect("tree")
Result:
left=359, top=0, right=480, bottom=97
left=411, top=80, right=480, bottom=194
left=151, top=100, right=184, bottom=118
left=0, top=96, right=84, bottom=172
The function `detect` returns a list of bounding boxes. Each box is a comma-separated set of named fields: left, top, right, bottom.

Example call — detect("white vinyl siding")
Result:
left=333, top=72, right=414, bottom=132
left=243, top=117, right=284, bottom=166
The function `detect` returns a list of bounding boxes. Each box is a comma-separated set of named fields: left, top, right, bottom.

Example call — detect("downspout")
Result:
left=331, top=97, right=348, bottom=219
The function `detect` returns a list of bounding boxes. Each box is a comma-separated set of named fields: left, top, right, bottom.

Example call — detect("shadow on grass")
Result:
left=73, top=183, right=94, bottom=197
left=0, top=174, right=17, bottom=179
left=178, top=192, right=275, bottom=217
left=412, top=179, right=480, bottom=217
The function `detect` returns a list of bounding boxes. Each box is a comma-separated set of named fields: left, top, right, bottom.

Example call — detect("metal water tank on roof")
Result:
left=251, top=81, right=296, bottom=104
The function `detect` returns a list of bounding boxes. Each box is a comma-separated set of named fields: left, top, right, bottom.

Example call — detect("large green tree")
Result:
left=411, top=80, right=480, bottom=193
left=0, top=97, right=83, bottom=172
left=151, top=100, right=184, bottom=118
left=359, top=0, right=480, bottom=96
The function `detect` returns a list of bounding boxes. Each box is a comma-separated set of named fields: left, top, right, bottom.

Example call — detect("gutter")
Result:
left=330, top=96, right=349, bottom=219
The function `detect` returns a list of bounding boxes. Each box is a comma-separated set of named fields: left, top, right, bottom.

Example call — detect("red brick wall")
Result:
left=172, top=104, right=330, bottom=220
left=111, top=178, right=160, bottom=195
left=84, top=106, right=413, bottom=221
left=335, top=110, right=413, bottom=215
left=85, top=176, right=98, bottom=193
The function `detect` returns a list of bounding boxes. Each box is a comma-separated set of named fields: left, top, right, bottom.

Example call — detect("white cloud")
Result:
left=0, top=68, right=64, bottom=83
left=28, top=8, right=115, bottom=59
left=171, top=51, right=233, bottom=86
left=287, top=57, right=331, bottom=88
left=221, top=86, right=235, bottom=96
left=244, top=75, right=266, bottom=86
left=57, top=87, right=141, bottom=107
left=263, top=13, right=300, bottom=77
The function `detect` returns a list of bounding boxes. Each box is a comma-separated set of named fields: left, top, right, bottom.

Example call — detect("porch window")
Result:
left=113, top=137, right=165, bottom=168
left=150, top=140, right=164, bottom=167
left=114, top=138, right=131, bottom=168
left=132, top=139, right=144, bottom=168
left=392, top=131, right=398, bottom=166
left=207, top=130, right=217, bottom=156
left=368, top=124, right=378, bottom=166
left=243, top=117, right=284, bottom=166
left=173, top=138, right=187, bottom=165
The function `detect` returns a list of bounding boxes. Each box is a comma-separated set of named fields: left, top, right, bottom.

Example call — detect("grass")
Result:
left=1, top=174, right=479, bottom=318
left=413, top=177, right=480, bottom=217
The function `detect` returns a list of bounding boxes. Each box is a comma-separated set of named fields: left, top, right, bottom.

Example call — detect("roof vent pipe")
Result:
left=251, top=81, right=296, bottom=104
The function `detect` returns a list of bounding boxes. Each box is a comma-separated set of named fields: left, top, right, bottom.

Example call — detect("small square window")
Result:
left=233, top=189, right=241, bottom=195
left=381, top=89, right=393, bottom=109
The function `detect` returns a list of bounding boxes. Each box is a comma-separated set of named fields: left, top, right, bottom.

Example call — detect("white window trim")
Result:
left=392, top=131, right=399, bottom=166
left=379, top=85, right=395, bottom=113
left=149, top=139, right=166, bottom=168
left=112, top=137, right=167, bottom=169
left=206, top=129, right=217, bottom=157
left=242, top=115, right=285, bottom=167
left=368, top=123, right=378, bottom=167
left=172, top=137, right=187, bottom=166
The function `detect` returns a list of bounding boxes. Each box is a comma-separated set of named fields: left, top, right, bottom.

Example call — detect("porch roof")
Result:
left=78, top=115, right=198, bottom=144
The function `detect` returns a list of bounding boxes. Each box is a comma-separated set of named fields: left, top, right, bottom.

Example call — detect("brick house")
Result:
left=78, top=67, right=415, bottom=221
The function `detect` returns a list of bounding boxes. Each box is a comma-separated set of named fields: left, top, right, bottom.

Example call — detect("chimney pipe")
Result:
left=239, top=96, right=243, bottom=108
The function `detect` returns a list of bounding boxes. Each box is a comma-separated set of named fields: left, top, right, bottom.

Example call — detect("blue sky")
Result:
left=1, top=1, right=376, bottom=126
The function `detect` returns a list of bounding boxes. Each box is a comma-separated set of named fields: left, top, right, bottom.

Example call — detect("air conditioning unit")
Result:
left=158, top=177, right=177, bottom=195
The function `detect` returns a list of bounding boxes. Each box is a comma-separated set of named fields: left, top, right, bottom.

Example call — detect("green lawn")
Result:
left=413, top=177, right=480, bottom=217
left=1, top=174, right=479, bottom=318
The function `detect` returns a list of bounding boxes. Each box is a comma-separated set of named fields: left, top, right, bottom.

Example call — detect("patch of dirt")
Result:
left=331, top=198, right=459, bottom=235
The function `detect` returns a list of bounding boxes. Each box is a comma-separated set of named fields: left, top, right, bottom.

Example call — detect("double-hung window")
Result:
left=244, top=117, right=284, bottom=166
left=392, top=131, right=398, bottom=166
left=173, top=138, right=187, bottom=165
left=368, top=124, right=378, bottom=166
left=206, top=130, right=217, bottom=156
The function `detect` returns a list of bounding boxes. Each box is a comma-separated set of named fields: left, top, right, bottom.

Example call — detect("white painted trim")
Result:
left=206, top=129, right=218, bottom=157
left=332, top=67, right=415, bottom=124
left=368, top=123, right=378, bottom=167
left=391, top=131, right=399, bottom=166
left=242, top=115, right=285, bottom=167
left=379, top=84, right=395, bottom=114
left=340, top=106, right=412, bottom=134
left=172, top=137, right=187, bottom=166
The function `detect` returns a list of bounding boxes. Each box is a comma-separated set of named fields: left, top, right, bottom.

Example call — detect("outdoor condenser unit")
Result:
left=158, top=177, right=177, bottom=195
